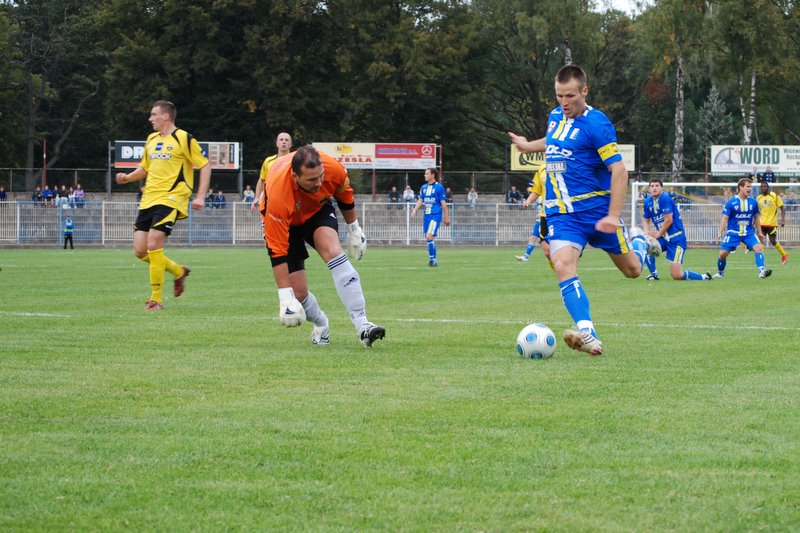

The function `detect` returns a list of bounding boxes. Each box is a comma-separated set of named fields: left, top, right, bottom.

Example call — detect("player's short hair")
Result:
left=292, top=145, right=322, bottom=175
left=737, top=177, right=752, bottom=189
left=649, top=178, right=664, bottom=186
left=153, top=100, right=177, bottom=120
left=556, top=65, right=588, bottom=88
left=427, top=167, right=438, bottom=178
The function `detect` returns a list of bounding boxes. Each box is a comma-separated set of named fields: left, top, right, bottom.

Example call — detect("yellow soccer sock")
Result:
left=148, top=248, right=166, bottom=304
left=139, top=254, right=150, bottom=263
left=774, top=241, right=787, bottom=257
left=163, top=255, right=183, bottom=278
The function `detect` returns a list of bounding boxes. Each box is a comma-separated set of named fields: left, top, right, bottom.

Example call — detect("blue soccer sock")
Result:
left=559, top=277, right=596, bottom=337
left=644, top=254, right=658, bottom=276
left=754, top=252, right=765, bottom=272
left=683, top=270, right=705, bottom=280
left=524, top=243, right=535, bottom=258
left=631, top=236, right=647, bottom=267
left=717, top=257, right=727, bottom=275
left=427, top=240, right=437, bottom=261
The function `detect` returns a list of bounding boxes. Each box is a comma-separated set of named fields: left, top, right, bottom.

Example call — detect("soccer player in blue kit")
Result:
left=509, top=65, right=655, bottom=356
left=714, top=177, right=772, bottom=279
left=641, top=178, right=712, bottom=281
left=411, top=167, right=450, bottom=267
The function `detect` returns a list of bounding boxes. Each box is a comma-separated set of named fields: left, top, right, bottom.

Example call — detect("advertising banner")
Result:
left=113, top=140, right=241, bottom=170
left=510, top=144, right=636, bottom=172
left=314, top=142, right=437, bottom=169
left=711, top=145, right=800, bottom=174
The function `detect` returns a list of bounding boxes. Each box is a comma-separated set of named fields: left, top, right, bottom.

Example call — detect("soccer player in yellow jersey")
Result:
left=252, top=132, right=292, bottom=212
left=115, top=100, right=211, bottom=310
left=757, top=181, right=789, bottom=265
left=515, top=165, right=551, bottom=264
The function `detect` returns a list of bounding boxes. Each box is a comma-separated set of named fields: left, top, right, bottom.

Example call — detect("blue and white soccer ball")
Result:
left=516, top=323, right=557, bottom=359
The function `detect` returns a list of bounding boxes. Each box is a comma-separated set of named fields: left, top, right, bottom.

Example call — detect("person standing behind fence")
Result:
left=402, top=185, right=415, bottom=206
left=254, top=132, right=292, bottom=212
left=411, top=168, right=450, bottom=267
left=114, top=100, right=211, bottom=310
left=63, top=213, right=74, bottom=249
left=467, top=187, right=478, bottom=208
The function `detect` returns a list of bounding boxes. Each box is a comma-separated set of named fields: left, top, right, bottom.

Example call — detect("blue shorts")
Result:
left=549, top=210, right=629, bottom=255
left=423, top=214, right=441, bottom=237
left=721, top=232, right=760, bottom=252
left=659, top=236, right=688, bottom=264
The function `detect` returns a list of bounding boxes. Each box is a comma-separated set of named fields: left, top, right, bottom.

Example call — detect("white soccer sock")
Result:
left=300, top=291, right=327, bottom=327
left=327, top=253, right=368, bottom=332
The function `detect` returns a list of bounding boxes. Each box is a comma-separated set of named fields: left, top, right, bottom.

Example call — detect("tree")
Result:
left=689, top=84, right=735, bottom=170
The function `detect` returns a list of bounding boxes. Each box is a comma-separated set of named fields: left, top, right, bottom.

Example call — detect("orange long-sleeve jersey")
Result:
left=262, top=151, right=356, bottom=259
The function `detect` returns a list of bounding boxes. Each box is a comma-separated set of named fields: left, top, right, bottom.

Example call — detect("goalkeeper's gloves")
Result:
left=346, top=220, right=367, bottom=261
left=278, top=287, right=306, bottom=327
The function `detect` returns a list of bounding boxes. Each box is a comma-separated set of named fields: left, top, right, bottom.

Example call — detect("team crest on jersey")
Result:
left=167, top=145, right=174, bottom=151
left=547, top=121, right=557, bottom=133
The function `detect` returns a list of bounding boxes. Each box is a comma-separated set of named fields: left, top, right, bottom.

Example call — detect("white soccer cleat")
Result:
left=703, top=272, right=713, bottom=280
left=712, top=273, right=724, bottom=279
left=515, top=255, right=529, bottom=262
left=359, top=322, right=386, bottom=347
left=311, top=324, right=330, bottom=345
left=759, top=269, right=772, bottom=279
left=646, top=274, right=660, bottom=281
left=563, top=329, right=603, bottom=356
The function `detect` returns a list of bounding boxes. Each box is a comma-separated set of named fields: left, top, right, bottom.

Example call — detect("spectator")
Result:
left=58, top=185, right=70, bottom=208
left=242, top=184, right=255, bottom=203
left=74, top=184, right=85, bottom=208
left=402, top=185, right=415, bottom=206
left=0, top=186, right=7, bottom=201
left=32, top=186, right=43, bottom=206
left=63, top=213, right=74, bottom=249
left=43, top=185, right=55, bottom=207
left=445, top=187, right=453, bottom=204
left=206, top=190, right=216, bottom=208
left=507, top=185, right=523, bottom=207
left=215, top=190, right=227, bottom=208
left=68, top=186, right=76, bottom=208
left=762, top=165, right=775, bottom=183
left=388, top=185, right=400, bottom=208
left=467, top=187, right=478, bottom=208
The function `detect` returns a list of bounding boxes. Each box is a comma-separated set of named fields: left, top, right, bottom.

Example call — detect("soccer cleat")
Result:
left=759, top=269, right=772, bottom=279
left=173, top=265, right=191, bottom=297
left=646, top=274, right=660, bottom=281
left=428, top=260, right=438, bottom=267
left=782, top=254, right=789, bottom=265
left=703, top=272, right=713, bottom=280
left=144, top=300, right=163, bottom=311
left=563, top=329, right=603, bottom=356
left=515, top=255, right=529, bottom=262
left=359, top=322, right=386, bottom=347
left=311, top=325, right=330, bottom=345
left=712, top=273, right=724, bottom=279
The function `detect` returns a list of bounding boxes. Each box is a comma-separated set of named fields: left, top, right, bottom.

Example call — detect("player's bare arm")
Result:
left=442, top=201, right=450, bottom=226
left=507, top=132, right=545, bottom=153
left=191, top=163, right=211, bottom=210
left=115, top=166, right=147, bottom=185
left=596, top=161, right=628, bottom=233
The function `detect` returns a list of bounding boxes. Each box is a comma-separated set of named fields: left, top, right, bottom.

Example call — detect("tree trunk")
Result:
left=739, top=70, right=757, bottom=144
left=671, top=54, right=685, bottom=180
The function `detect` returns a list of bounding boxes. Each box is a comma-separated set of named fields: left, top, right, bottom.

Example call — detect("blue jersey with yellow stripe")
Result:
left=643, top=193, right=685, bottom=241
left=722, top=196, right=759, bottom=236
left=543, top=105, right=622, bottom=216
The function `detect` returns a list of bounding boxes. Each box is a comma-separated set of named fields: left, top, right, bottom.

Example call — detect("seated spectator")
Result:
left=0, top=186, right=7, bottom=201
left=73, top=184, right=85, bottom=207
left=215, top=190, right=227, bottom=208
left=42, top=185, right=55, bottom=207
left=32, top=186, right=43, bottom=206
left=467, top=187, right=478, bottom=208
left=388, top=186, right=400, bottom=209
left=507, top=185, right=523, bottom=206
left=445, top=187, right=453, bottom=204
left=402, top=185, right=415, bottom=205
left=68, top=186, right=76, bottom=208
left=242, top=184, right=255, bottom=203
left=206, top=190, right=216, bottom=208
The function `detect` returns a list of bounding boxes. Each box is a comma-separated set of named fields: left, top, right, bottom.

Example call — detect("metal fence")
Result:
left=2, top=199, right=799, bottom=247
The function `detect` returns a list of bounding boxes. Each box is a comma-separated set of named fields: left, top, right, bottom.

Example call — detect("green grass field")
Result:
left=2, top=246, right=799, bottom=531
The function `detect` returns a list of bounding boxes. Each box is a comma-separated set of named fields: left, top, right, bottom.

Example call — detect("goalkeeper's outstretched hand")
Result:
left=278, top=287, right=306, bottom=327
left=346, top=220, right=367, bottom=261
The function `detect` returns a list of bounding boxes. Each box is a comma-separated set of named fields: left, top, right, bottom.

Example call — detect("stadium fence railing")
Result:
left=2, top=182, right=798, bottom=247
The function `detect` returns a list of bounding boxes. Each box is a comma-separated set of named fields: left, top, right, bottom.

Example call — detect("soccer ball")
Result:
left=516, top=323, right=557, bottom=359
